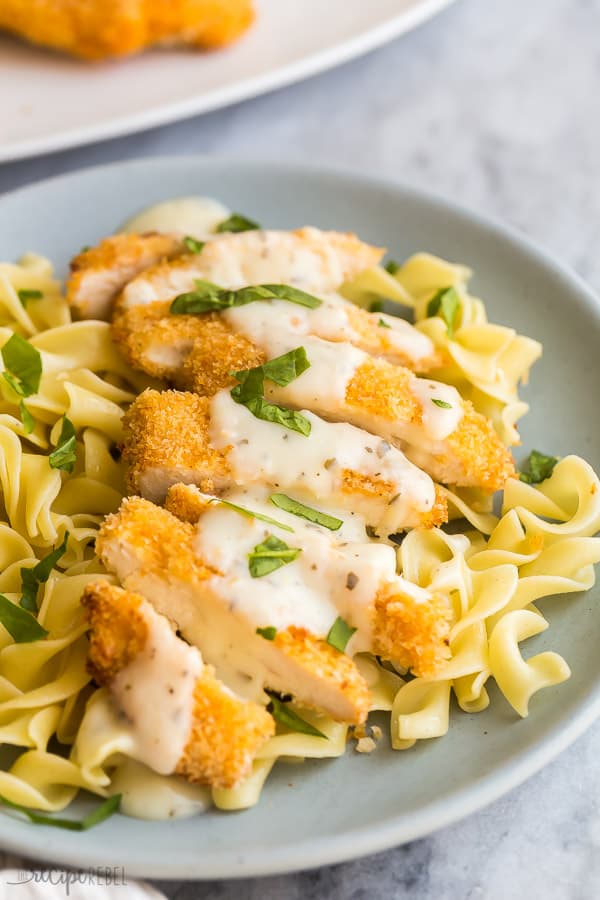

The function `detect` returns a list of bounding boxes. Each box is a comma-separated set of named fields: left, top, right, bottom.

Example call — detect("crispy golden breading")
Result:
left=96, top=497, right=371, bottom=723
left=82, top=580, right=148, bottom=684
left=176, top=672, right=274, bottom=788
left=344, top=304, right=443, bottom=373
left=68, top=233, right=183, bottom=321
left=165, top=482, right=212, bottom=524
left=345, top=358, right=515, bottom=492
left=373, top=587, right=452, bottom=678
left=122, top=389, right=446, bottom=529
left=96, top=495, right=218, bottom=586
left=121, top=388, right=231, bottom=499
left=117, top=228, right=384, bottom=312
left=273, top=627, right=370, bottom=724
left=82, top=581, right=273, bottom=789
left=0, top=0, right=254, bottom=61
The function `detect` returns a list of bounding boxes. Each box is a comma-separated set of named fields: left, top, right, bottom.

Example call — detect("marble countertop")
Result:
left=1, top=0, right=599, bottom=896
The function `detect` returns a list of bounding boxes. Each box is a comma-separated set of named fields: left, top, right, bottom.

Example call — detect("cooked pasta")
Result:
left=0, top=207, right=597, bottom=826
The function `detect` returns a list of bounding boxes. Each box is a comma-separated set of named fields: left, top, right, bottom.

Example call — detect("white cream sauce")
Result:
left=109, top=759, right=212, bottom=821
left=209, top=389, right=436, bottom=530
left=193, top=487, right=398, bottom=653
left=410, top=377, right=463, bottom=441
left=111, top=603, right=203, bottom=774
left=120, top=196, right=231, bottom=238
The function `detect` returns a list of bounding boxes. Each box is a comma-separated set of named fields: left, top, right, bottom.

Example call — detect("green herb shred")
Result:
left=266, top=692, right=328, bottom=738
left=183, top=236, right=205, bottom=254
left=326, top=616, right=357, bottom=652
left=426, top=286, right=461, bottom=338
left=519, top=449, right=560, bottom=484
left=0, top=793, right=121, bottom=830
left=49, top=416, right=77, bottom=473
left=248, top=535, right=301, bottom=578
left=1, top=333, right=42, bottom=398
left=270, top=493, right=342, bottom=531
left=215, top=213, right=260, bottom=233
left=20, top=532, right=69, bottom=612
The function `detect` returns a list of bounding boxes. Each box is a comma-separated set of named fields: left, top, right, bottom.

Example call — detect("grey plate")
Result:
left=0, top=157, right=599, bottom=879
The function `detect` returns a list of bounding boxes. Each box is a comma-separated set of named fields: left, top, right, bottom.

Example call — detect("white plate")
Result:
left=0, top=0, right=456, bottom=163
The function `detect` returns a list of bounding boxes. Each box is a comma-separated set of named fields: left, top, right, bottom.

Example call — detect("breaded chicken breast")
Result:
left=1, top=0, right=254, bottom=61
left=82, top=580, right=273, bottom=788
left=96, top=495, right=452, bottom=686
left=121, top=388, right=447, bottom=532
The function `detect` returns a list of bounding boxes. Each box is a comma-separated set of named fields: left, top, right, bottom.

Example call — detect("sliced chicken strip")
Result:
left=96, top=497, right=372, bottom=723
left=97, top=494, right=451, bottom=685
left=82, top=581, right=274, bottom=789
left=121, top=388, right=448, bottom=532
left=114, top=299, right=513, bottom=491
left=117, top=228, right=384, bottom=310
left=67, top=233, right=184, bottom=321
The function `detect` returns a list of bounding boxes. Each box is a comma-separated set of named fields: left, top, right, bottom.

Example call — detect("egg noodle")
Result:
left=0, top=241, right=598, bottom=822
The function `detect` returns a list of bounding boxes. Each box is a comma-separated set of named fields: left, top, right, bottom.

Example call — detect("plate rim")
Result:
left=0, top=154, right=599, bottom=879
left=0, top=0, right=457, bottom=163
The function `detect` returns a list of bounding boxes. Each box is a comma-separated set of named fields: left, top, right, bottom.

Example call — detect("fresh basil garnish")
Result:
left=17, top=289, right=43, bottom=305
left=237, top=398, right=311, bottom=436
left=426, top=286, right=460, bottom=339
left=270, top=494, right=342, bottom=531
left=182, top=236, right=205, bottom=254
left=0, top=793, right=121, bottom=830
left=378, top=318, right=391, bottom=329
left=0, top=594, right=48, bottom=642
left=215, top=213, right=260, bottom=233
left=48, top=417, right=77, bottom=473
left=256, top=626, right=277, bottom=641
left=232, top=347, right=310, bottom=396
left=519, top=450, right=559, bottom=485
left=19, top=400, right=35, bottom=434
left=1, top=334, right=42, bottom=398
left=431, top=398, right=452, bottom=409
left=171, top=282, right=322, bottom=315
left=211, top=498, right=293, bottom=532
left=266, top=691, right=327, bottom=738
left=326, top=616, right=357, bottom=653
left=248, top=535, right=301, bottom=578
left=384, top=260, right=400, bottom=275
left=20, top=532, right=69, bottom=612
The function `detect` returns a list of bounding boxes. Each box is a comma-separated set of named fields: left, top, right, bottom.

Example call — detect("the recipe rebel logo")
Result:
left=3, top=865, right=128, bottom=894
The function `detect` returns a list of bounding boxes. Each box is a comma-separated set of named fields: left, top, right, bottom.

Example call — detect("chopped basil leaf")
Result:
left=49, top=417, right=77, bottom=473
left=232, top=347, right=310, bottom=399
left=238, top=397, right=312, bottom=436
left=378, top=318, right=391, bottom=329
left=426, top=286, right=461, bottom=338
left=169, top=280, right=223, bottom=314
left=0, top=793, right=121, bottom=830
left=211, top=498, right=293, bottom=532
left=326, top=616, right=357, bottom=652
left=1, top=334, right=42, bottom=398
left=369, top=299, right=384, bottom=313
left=171, top=282, right=322, bottom=315
left=519, top=450, right=559, bottom=484
left=256, top=284, right=322, bottom=309
left=80, top=245, right=91, bottom=253
left=266, top=691, right=327, bottom=738
left=17, top=289, right=43, bottom=305
left=19, top=400, right=35, bottom=434
left=270, top=493, right=343, bottom=531
left=384, top=260, right=400, bottom=275
left=0, top=593, right=48, bottom=642
left=183, top=235, right=205, bottom=254
left=215, top=213, right=260, bottom=233
left=248, top=535, right=301, bottom=578
left=431, top=398, right=452, bottom=409
left=256, top=626, right=277, bottom=641
left=20, top=532, right=69, bottom=612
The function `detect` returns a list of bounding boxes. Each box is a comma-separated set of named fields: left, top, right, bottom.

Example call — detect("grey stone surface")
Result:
left=1, top=0, right=599, bottom=896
